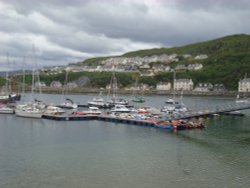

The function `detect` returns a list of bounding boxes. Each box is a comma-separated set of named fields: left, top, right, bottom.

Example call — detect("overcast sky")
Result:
left=0, top=0, right=250, bottom=70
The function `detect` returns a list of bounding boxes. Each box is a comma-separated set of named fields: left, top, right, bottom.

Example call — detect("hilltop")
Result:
left=78, top=34, right=250, bottom=90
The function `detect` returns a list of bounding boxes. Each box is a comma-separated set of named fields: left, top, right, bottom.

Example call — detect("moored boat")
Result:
left=110, top=105, right=131, bottom=113
left=72, top=107, right=102, bottom=116
left=132, top=96, right=145, bottom=103
left=88, top=97, right=109, bottom=108
left=0, top=104, right=14, bottom=114
left=0, top=93, right=21, bottom=103
left=15, top=104, right=44, bottom=118
left=154, top=121, right=173, bottom=129
left=59, top=98, right=78, bottom=109
left=44, top=105, right=65, bottom=115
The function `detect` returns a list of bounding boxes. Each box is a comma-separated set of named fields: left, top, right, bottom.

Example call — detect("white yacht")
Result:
left=0, top=104, right=14, bottom=114
left=72, top=107, right=102, bottom=115
left=235, top=94, right=249, bottom=103
left=88, top=97, right=108, bottom=108
left=15, top=103, right=44, bottom=118
left=110, top=105, right=131, bottom=113
left=44, top=105, right=65, bottom=115
left=59, top=98, right=78, bottom=109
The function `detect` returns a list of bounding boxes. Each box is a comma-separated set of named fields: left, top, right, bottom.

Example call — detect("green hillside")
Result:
left=122, top=34, right=250, bottom=57
left=80, top=34, right=250, bottom=90
left=5, top=34, right=249, bottom=91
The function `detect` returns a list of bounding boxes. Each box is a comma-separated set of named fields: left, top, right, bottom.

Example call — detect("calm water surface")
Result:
left=0, top=94, right=250, bottom=188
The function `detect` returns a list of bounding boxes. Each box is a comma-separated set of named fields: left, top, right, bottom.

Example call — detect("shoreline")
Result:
left=19, top=87, right=249, bottom=97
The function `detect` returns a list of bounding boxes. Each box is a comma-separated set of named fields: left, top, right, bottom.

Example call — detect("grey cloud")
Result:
left=0, top=0, right=250, bottom=70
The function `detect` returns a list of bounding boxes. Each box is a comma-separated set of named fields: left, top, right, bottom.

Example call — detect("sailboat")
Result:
left=15, top=48, right=46, bottom=118
left=131, top=78, right=145, bottom=103
left=15, top=69, right=46, bottom=118
left=59, top=70, right=78, bottom=109
left=235, top=93, right=249, bottom=103
left=162, top=72, right=187, bottom=113
left=87, top=91, right=109, bottom=108
left=107, top=71, right=129, bottom=106
left=0, top=55, right=21, bottom=103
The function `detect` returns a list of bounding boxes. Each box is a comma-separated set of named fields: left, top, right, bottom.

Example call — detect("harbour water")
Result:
left=0, top=94, right=250, bottom=188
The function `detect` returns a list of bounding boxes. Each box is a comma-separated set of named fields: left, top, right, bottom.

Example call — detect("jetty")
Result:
left=161, top=103, right=250, bottom=121
left=1, top=98, right=250, bottom=131
left=42, top=113, right=204, bottom=131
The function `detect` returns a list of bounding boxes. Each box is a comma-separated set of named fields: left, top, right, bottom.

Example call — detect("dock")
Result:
left=161, top=103, right=250, bottom=121
left=42, top=113, right=204, bottom=131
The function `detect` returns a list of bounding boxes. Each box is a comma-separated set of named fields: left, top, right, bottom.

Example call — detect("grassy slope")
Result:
left=121, top=34, right=250, bottom=90
left=77, top=34, right=250, bottom=90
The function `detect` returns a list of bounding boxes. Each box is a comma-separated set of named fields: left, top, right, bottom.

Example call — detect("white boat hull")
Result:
left=15, top=110, right=43, bottom=118
left=0, top=109, right=14, bottom=114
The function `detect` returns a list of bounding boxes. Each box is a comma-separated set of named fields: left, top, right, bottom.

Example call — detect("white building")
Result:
left=238, top=78, right=250, bottom=92
left=156, top=82, right=172, bottom=90
left=35, top=81, right=46, bottom=88
left=194, top=54, right=208, bottom=60
left=194, top=83, right=213, bottom=92
left=50, top=81, right=62, bottom=88
left=187, top=64, right=203, bottom=70
left=174, top=79, right=193, bottom=91
left=66, top=82, right=78, bottom=89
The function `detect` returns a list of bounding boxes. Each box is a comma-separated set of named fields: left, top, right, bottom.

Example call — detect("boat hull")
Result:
left=15, top=110, right=43, bottom=118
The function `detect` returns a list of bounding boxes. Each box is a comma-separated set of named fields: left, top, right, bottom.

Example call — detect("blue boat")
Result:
left=154, top=121, right=173, bottom=129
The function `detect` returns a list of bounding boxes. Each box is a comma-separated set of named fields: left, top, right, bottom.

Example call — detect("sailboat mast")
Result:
left=5, top=54, right=10, bottom=94
left=112, top=71, right=117, bottom=99
left=5, top=70, right=9, bottom=95
left=22, top=56, right=26, bottom=94
left=173, top=71, right=176, bottom=101
left=61, top=69, right=69, bottom=103
left=30, top=68, right=35, bottom=102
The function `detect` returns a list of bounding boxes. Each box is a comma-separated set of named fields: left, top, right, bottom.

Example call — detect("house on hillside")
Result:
left=174, top=79, right=193, bottom=91
left=174, top=64, right=186, bottom=71
left=194, top=83, right=213, bottom=92
left=156, top=82, right=171, bottom=91
left=195, top=54, right=208, bottom=60
left=50, top=81, right=62, bottom=88
left=66, top=82, right=78, bottom=89
left=213, top=84, right=226, bottom=92
left=35, top=81, right=46, bottom=88
left=238, top=78, right=250, bottom=92
left=152, top=64, right=165, bottom=72
left=187, top=64, right=203, bottom=70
